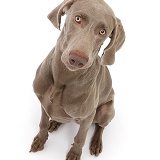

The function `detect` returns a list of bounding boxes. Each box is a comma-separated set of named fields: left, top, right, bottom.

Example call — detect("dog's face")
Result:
left=48, top=0, right=125, bottom=71
left=60, top=1, right=115, bottom=71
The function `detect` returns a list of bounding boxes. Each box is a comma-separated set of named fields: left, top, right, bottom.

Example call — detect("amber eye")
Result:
left=99, top=29, right=106, bottom=35
left=75, top=16, right=81, bottom=23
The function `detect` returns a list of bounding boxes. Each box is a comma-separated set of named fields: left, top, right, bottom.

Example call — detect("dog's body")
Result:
left=30, top=0, right=125, bottom=159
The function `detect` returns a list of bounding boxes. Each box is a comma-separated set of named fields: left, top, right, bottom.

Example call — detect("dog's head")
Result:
left=48, top=0, right=125, bottom=71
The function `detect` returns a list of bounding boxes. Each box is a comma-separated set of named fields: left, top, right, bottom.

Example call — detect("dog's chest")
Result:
left=41, top=82, right=98, bottom=120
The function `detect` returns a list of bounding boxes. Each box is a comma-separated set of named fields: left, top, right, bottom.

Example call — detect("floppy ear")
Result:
left=47, top=0, right=74, bottom=30
left=101, top=18, right=125, bottom=65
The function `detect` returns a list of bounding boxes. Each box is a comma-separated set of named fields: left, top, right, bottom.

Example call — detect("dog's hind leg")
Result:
left=30, top=106, right=49, bottom=152
left=48, top=120, right=62, bottom=132
left=90, top=100, right=115, bottom=156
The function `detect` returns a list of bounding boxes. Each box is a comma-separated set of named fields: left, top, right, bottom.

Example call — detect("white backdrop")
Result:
left=0, top=0, right=160, bottom=159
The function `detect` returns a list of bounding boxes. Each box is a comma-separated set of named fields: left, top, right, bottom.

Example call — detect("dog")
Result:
left=30, top=0, right=125, bottom=159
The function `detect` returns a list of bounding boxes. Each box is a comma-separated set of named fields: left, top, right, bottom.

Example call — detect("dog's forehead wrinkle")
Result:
left=84, top=22, right=95, bottom=36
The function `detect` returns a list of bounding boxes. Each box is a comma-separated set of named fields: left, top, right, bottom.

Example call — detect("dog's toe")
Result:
left=48, top=120, right=62, bottom=132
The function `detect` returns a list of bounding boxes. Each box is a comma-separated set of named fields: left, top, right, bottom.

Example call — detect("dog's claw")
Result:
left=48, top=120, right=62, bottom=132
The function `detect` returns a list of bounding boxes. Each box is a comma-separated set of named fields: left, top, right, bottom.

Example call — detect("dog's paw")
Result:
left=66, top=146, right=81, bottom=160
left=90, top=137, right=103, bottom=156
left=30, top=133, right=48, bottom=152
left=48, top=120, right=62, bottom=132
left=66, top=151, right=81, bottom=160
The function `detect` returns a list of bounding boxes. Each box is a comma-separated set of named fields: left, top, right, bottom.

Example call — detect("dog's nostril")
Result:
left=70, top=59, right=76, bottom=65
left=78, top=63, right=84, bottom=68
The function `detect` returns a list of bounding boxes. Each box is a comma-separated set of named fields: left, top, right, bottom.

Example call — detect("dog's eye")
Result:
left=75, top=16, right=81, bottom=24
left=99, top=29, right=106, bottom=35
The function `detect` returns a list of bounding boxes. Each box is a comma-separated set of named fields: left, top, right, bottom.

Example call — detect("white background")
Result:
left=0, top=0, right=160, bottom=159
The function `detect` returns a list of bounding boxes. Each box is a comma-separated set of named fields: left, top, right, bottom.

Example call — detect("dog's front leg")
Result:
left=30, top=106, right=49, bottom=152
left=66, top=110, right=96, bottom=160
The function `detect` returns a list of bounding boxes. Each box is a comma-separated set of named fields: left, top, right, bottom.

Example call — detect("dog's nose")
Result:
left=69, top=51, right=88, bottom=68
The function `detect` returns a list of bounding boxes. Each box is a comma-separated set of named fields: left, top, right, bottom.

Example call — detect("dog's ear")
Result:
left=48, top=0, right=74, bottom=30
left=101, top=18, right=125, bottom=65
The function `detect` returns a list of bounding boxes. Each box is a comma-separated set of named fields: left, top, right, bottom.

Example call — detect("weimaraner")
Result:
left=30, top=0, right=125, bottom=159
